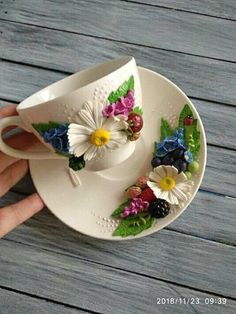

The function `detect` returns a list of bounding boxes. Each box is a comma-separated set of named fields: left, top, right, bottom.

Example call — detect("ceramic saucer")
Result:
left=29, top=67, right=207, bottom=240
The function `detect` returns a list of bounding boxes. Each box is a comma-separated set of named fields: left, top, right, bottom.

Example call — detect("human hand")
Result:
left=0, top=104, right=45, bottom=238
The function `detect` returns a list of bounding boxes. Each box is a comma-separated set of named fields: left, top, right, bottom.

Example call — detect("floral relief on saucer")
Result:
left=110, top=104, right=201, bottom=237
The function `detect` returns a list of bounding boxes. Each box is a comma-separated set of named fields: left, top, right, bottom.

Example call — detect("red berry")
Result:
left=184, top=115, right=193, bottom=125
left=139, top=187, right=156, bottom=202
left=128, top=112, right=143, bottom=132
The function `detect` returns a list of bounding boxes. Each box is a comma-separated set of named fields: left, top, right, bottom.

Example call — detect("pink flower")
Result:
left=102, top=103, right=116, bottom=117
left=114, top=101, right=129, bottom=116
left=102, top=90, right=135, bottom=117
left=120, top=198, right=149, bottom=218
left=120, top=90, right=135, bottom=111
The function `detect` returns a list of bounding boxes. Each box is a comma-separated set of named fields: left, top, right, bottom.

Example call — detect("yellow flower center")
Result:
left=90, top=128, right=110, bottom=146
left=159, top=176, right=176, bottom=191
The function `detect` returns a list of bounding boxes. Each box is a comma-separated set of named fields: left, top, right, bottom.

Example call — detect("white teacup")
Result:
left=0, top=56, right=143, bottom=172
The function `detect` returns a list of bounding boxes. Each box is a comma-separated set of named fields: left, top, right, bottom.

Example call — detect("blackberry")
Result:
left=151, top=157, right=161, bottom=168
left=149, top=199, right=170, bottom=218
left=162, top=154, right=174, bottom=165
left=172, top=148, right=185, bottom=160
left=173, top=159, right=187, bottom=173
left=69, top=155, right=85, bottom=171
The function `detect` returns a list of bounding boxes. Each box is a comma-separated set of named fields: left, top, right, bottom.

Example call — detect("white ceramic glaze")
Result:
left=0, top=56, right=141, bottom=171
left=29, top=67, right=207, bottom=240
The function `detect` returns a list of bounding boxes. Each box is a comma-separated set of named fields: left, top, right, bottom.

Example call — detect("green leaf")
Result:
left=133, top=106, right=143, bottom=116
left=111, top=200, right=130, bottom=218
left=108, top=75, right=134, bottom=103
left=179, top=104, right=193, bottom=128
left=184, top=119, right=201, bottom=158
left=191, top=143, right=200, bottom=159
left=32, top=121, right=62, bottom=133
left=184, top=119, right=197, bottom=143
left=113, top=214, right=154, bottom=237
left=55, top=150, right=72, bottom=158
left=160, top=118, right=175, bottom=140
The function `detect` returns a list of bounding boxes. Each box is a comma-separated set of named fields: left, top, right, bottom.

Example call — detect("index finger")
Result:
left=0, top=104, right=17, bottom=117
left=0, top=104, right=18, bottom=135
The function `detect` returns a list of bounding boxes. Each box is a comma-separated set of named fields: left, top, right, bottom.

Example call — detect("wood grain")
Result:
left=1, top=21, right=236, bottom=105
left=1, top=239, right=236, bottom=314
left=124, top=0, right=236, bottom=20
left=1, top=0, right=236, bottom=62
left=0, top=288, right=87, bottom=314
left=1, top=186, right=236, bottom=246
left=1, top=193, right=236, bottom=299
left=1, top=2, right=235, bottom=310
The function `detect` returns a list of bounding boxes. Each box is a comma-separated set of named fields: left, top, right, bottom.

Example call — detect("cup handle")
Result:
left=0, top=116, right=65, bottom=160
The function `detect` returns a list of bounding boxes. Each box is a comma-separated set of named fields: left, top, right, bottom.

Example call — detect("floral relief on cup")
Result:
left=32, top=75, right=144, bottom=171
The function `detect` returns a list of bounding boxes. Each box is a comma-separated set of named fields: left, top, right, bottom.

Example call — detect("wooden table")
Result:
left=0, top=1, right=236, bottom=313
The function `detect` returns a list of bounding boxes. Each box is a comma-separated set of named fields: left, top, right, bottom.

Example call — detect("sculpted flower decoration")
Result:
left=147, top=165, right=193, bottom=206
left=32, top=75, right=143, bottom=172
left=68, top=101, right=128, bottom=161
left=41, top=124, right=69, bottom=153
left=156, top=128, right=186, bottom=157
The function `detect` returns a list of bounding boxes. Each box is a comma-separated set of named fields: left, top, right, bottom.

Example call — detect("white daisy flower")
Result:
left=147, top=165, right=194, bottom=206
left=68, top=100, right=128, bottom=161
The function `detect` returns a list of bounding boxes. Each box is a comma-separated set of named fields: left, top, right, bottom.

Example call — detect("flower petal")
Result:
left=172, top=186, right=188, bottom=202
left=103, top=118, right=126, bottom=131
left=175, top=171, right=187, bottom=183
left=84, top=145, right=98, bottom=161
left=71, top=142, right=91, bottom=157
left=167, top=191, right=179, bottom=205
left=106, top=140, right=121, bottom=149
left=79, top=109, right=96, bottom=129
left=69, top=134, right=89, bottom=147
left=154, top=165, right=166, bottom=178
left=110, top=131, right=127, bottom=143
left=149, top=171, right=161, bottom=183
left=165, top=165, right=178, bottom=177
left=176, top=181, right=193, bottom=193
left=83, top=101, right=94, bottom=116
left=93, top=101, right=105, bottom=128
left=159, top=190, right=169, bottom=201
left=68, top=124, right=91, bottom=147
left=147, top=181, right=162, bottom=198
left=68, top=124, right=92, bottom=135
left=97, top=146, right=106, bottom=157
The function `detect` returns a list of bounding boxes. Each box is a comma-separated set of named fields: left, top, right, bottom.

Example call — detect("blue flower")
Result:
left=156, top=128, right=186, bottom=157
left=184, top=150, right=193, bottom=163
left=41, top=124, right=69, bottom=153
left=175, top=128, right=184, bottom=139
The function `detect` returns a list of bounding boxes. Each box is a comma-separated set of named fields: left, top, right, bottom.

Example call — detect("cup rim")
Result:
left=18, top=56, right=135, bottom=110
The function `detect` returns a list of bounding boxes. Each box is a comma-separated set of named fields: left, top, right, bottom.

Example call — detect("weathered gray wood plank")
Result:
left=1, top=0, right=236, bottom=62
left=1, top=21, right=236, bottom=105
left=2, top=188, right=236, bottom=246
left=126, top=0, right=236, bottom=20
left=170, top=192, right=236, bottom=245
left=1, top=239, right=236, bottom=314
left=203, top=146, right=236, bottom=197
left=194, top=100, right=236, bottom=149
left=0, top=288, right=87, bottom=314
left=1, top=196, right=236, bottom=298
